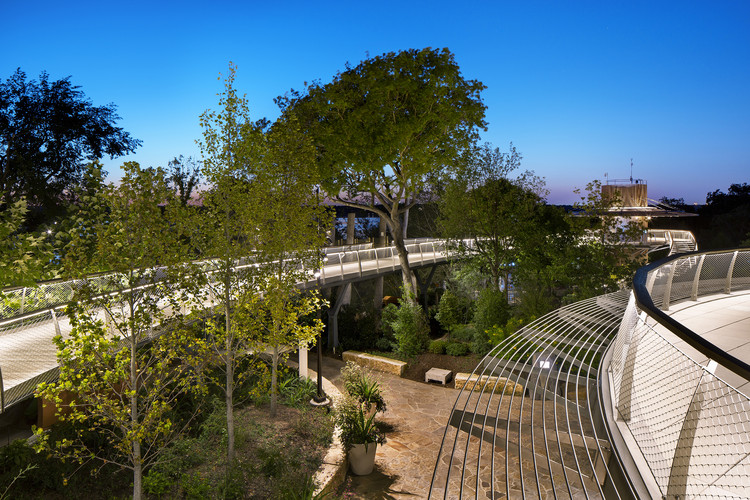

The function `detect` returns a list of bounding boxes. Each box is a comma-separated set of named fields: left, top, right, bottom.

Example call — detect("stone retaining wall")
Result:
left=342, top=350, right=406, bottom=377
left=309, top=370, right=347, bottom=496
left=454, top=373, right=524, bottom=395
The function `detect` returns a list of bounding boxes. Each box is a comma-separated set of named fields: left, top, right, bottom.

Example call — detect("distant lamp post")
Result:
left=311, top=265, right=329, bottom=407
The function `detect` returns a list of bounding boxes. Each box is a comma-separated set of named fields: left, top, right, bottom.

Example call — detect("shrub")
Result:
left=472, top=288, right=511, bottom=355
left=445, top=342, right=469, bottom=356
left=449, top=323, right=475, bottom=343
left=340, top=361, right=386, bottom=414
left=487, top=316, right=529, bottom=347
left=428, top=339, right=448, bottom=354
left=338, top=300, right=382, bottom=351
left=435, top=290, right=470, bottom=331
left=383, top=295, right=429, bottom=358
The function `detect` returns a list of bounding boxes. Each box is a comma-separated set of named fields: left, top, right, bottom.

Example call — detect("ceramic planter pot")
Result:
left=349, top=442, right=378, bottom=475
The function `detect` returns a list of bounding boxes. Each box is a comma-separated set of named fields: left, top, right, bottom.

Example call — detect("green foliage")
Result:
left=280, top=48, right=486, bottom=293
left=383, top=294, right=430, bottom=358
left=278, top=369, right=318, bottom=408
left=428, top=339, right=449, bottom=354
left=435, top=289, right=471, bottom=331
left=0, top=198, right=53, bottom=287
left=340, top=361, right=387, bottom=414
left=439, top=143, right=546, bottom=298
left=0, top=68, right=140, bottom=218
left=445, top=342, right=470, bottom=356
left=33, top=162, right=207, bottom=500
left=332, top=395, right=386, bottom=451
left=449, top=324, right=476, bottom=343
left=487, top=316, right=529, bottom=347
left=143, top=469, right=172, bottom=497
left=181, top=472, right=211, bottom=499
left=338, top=297, right=382, bottom=352
left=472, top=288, right=511, bottom=355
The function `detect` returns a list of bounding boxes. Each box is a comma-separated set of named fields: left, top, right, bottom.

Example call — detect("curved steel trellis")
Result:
left=430, top=289, right=634, bottom=499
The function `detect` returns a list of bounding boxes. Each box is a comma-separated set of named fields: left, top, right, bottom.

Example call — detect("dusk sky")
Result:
left=3, top=0, right=749, bottom=204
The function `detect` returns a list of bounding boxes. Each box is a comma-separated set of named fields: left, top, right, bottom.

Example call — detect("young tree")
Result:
left=196, top=63, right=329, bottom=455
left=279, top=48, right=487, bottom=297
left=195, top=64, right=264, bottom=464
left=439, top=142, right=546, bottom=301
left=0, top=69, right=140, bottom=219
left=35, top=162, right=204, bottom=500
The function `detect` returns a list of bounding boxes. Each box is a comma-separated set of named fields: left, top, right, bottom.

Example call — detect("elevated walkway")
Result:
left=431, top=245, right=750, bottom=499
left=0, top=238, right=464, bottom=413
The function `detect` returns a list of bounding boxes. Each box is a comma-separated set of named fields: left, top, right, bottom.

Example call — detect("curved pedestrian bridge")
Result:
left=431, top=247, right=750, bottom=499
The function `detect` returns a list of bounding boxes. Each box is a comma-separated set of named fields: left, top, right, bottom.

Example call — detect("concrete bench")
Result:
left=454, top=373, right=524, bottom=395
left=342, top=351, right=407, bottom=377
left=425, top=367, right=452, bottom=385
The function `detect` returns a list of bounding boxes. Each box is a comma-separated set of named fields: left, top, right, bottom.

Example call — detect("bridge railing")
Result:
left=0, top=238, right=468, bottom=412
left=607, top=248, right=750, bottom=498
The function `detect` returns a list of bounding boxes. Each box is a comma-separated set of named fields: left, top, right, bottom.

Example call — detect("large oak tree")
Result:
left=279, top=48, right=487, bottom=296
left=0, top=69, right=140, bottom=217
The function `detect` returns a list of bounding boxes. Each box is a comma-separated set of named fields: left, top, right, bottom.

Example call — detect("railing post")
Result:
left=50, top=308, right=62, bottom=337
left=725, top=251, right=738, bottom=294
left=662, top=262, right=677, bottom=311
left=20, top=287, right=26, bottom=315
left=357, top=250, right=363, bottom=276
left=691, top=254, right=705, bottom=301
left=375, top=249, right=380, bottom=272
left=339, top=253, right=345, bottom=278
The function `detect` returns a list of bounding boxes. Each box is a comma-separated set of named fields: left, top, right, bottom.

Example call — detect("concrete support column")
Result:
left=347, top=212, right=355, bottom=245
left=328, top=283, right=352, bottom=349
left=374, top=275, right=384, bottom=311
left=298, top=346, right=308, bottom=379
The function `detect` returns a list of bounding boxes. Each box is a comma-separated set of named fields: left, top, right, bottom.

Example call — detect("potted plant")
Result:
left=333, top=395, right=386, bottom=475
left=340, top=361, right=387, bottom=417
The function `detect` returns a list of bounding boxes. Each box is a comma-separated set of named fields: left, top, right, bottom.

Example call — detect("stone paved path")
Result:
left=303, top=353, right=594, bottom=499
left=304, top=353, right=456, bottom=499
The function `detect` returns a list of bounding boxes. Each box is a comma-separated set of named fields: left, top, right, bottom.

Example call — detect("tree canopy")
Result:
left=0, top=68, right=140, bottom=217
left=279, top=47, right=486, bottom=295
left=440, top=143, right=546, bottom=300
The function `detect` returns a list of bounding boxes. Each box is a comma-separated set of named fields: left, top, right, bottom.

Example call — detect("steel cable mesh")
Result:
left=0, top=310, right=64, bottom=409
left=648, top=266, right=671, bottom=309
left=730, top=251, right=750, bottom=291
left=670, top=376, right=750, bottom=498
left=609, top=292, right=640, bottom=397
left=669, top=256, right=700, bottom=303
left=697, top=253, right=734, bottom=297
left=615, top=321, right=704, bottom=492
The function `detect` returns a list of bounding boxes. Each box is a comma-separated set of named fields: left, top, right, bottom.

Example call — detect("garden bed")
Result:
left=1, top=376, right=334, bottom=499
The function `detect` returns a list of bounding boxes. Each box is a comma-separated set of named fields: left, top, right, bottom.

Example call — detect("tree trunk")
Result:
left=270, top=345, right=279, bottom=418
left=225, top=279, right=235, bottom=464
left=129, top=299, right=142, bottom=500
left=390, top=220, right=417, bottom=299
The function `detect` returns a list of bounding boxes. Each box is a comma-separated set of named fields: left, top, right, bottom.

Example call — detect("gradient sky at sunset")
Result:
left=3, top=0, right=748, bottom=203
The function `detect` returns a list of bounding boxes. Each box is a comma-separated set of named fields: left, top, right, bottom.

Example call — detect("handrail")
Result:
left=0, top=238, right=468, bottom=412
left=632, top=247, right=750, bottom=382
left=605, top=246, right=750, bottom=498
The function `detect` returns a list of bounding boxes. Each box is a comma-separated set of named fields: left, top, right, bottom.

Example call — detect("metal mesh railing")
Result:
left=430, top=290, right=632, bottom=499
left=0, top=238, right=467, bottom=412
left=606, top=248, right=750, bottom=499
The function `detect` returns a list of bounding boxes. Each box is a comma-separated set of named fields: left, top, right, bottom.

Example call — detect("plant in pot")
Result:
left=340, top=361, right=387, bottom=417
left=333, top=394, right=386, bottom=475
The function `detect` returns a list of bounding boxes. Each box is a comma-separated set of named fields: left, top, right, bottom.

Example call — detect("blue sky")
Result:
left=3, top=0, right=749, bottom=204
